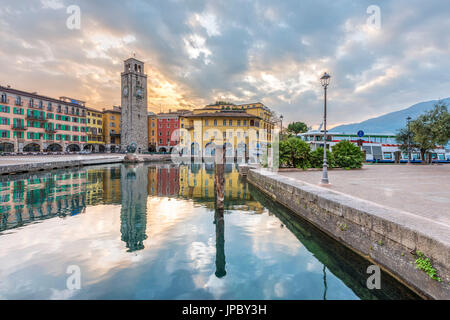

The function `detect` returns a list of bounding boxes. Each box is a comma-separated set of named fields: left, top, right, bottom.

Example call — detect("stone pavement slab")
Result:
left=278, top=164, right=450, bottom=227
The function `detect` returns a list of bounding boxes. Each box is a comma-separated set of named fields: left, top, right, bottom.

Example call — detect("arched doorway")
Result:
left=23, top=143, right=40, bottom=152
left=47, top=143, right=62, bottom=152
left=0, top=142, right=14, bottom=152
left=159, top=147, right=167, bottom=153
left=99, top=145, right=106, bottom=153
left=67, top=144, right=80, bottom=152
left=180, top=147, right=189, bottom=156
left=83, top=144, right=94, bottom=152
left=224, top=142, right=234, bottom=157
left=204, top=142, right=216, bottom=157
left=110, top=145, right=116, bottom=153
left=236, top=142, right=247, bottom=160
left=191, top=142, right=200, bottom=157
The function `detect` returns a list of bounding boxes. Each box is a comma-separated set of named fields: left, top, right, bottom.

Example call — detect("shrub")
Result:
left=332, top=140, right=364, bottom=169
left=310, top=147, right=334, bottom=168
left=279, top=137, right=311, bottom=169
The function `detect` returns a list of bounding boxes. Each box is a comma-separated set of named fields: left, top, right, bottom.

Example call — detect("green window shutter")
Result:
left=21, top=108, right=24, bottom=115
left=13, top=118, right=16, bottom=126
left=7, top=131, right=10, bottom=138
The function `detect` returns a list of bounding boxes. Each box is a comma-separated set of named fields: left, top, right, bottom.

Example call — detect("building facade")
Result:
left=0, top=86, right=88, bottom=153
left=121, top=57, right=148, bottom=153
left=148, top=111, right=157, bottom=151
left=102, top=106, right=121, bottom=152
left=85, top=107, right=105, bottom=152
left=177, top=102, right=275, bottom=159
left=156, top=112, right=181, bottom=152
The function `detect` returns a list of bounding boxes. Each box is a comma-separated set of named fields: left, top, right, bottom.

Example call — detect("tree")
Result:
left=332, top=141, right=364, bottom=169
left=287, top=122, right=308, bottom=135
left=279, top=137, right=311, bottom=169
left=397, top=102, right=450, bottom=164
left=395, top=127, right=415, bottom=154
left=310, top=147, right=334, bottom=169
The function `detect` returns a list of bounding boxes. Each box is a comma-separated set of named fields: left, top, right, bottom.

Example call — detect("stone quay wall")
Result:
left=245, top=167, right=450, bottom=300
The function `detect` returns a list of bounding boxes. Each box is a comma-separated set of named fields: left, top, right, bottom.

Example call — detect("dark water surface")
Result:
left=0, top=163, right=419, bottom=299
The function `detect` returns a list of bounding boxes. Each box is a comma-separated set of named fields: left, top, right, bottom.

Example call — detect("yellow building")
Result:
left=178, top=164, right=264, bottom=212
left=148, top=111, right=157, bottom=151
left=178, top=102, right=274, bottom=158
left=102, top=106, right=121, bottom=152
left=85, top=107, right=105, bottom=152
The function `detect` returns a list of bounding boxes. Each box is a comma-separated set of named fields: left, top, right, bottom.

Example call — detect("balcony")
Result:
left=45, top=127, right=57, bottom=134
left=11, top=124, right=27, bottom=131
left=26, top=114, right=48, bottom=122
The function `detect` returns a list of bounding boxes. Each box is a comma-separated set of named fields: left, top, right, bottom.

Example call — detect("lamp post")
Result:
left=320, top=72, right=331, bottom=184
left=407, top=116, right=412, bottom=164
left=280, top=115, right=283, bottom=136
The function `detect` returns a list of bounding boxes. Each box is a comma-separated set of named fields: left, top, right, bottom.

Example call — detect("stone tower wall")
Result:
left=121, top=58, right=148, bottom=153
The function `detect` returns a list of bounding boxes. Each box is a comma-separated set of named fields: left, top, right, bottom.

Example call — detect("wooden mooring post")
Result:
left=215, top=144, right=225, bottom=211
left=214, top=143, right=226, bottom=278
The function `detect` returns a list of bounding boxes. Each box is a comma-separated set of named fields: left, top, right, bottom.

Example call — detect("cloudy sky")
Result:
left=0, top=0, right=448, bottom=128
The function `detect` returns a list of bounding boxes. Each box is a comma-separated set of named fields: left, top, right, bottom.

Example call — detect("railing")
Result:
left=26, top=114, right=48, bottom=121
left=11, top=124, right=27, bottom=131
left=45, top=128, right=57, bottom=133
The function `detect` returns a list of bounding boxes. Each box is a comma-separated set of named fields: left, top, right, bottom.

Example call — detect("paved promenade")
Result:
left=0, top=154, right=124, bottom=166
left=278, top=164, right=450, bottom=227
left=0, top=153, right=175, bottom=174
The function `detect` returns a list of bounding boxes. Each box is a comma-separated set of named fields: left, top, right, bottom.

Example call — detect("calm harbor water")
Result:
left=0, top=163, right=419, bottom=300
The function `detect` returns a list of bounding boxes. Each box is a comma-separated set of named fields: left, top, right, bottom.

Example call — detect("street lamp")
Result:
left=320, top=72, right=331, bottom=184
left=407, top=116, right=412, bottom=164
left=280, top=115, right=284, bottom=136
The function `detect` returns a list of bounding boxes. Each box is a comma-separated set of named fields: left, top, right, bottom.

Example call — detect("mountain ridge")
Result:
left=330, top=97, right=450, bottom=134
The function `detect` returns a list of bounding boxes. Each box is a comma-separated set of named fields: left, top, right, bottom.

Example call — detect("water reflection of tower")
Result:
left=214, top=208, right=226, bottom=278
left=120, top=164, right=149, bottom=252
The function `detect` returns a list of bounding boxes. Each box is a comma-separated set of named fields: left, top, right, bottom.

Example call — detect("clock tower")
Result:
left=121, top=57, right=148, bottom=152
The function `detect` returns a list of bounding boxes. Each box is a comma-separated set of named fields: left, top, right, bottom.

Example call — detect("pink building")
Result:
left=0, top=86, right=88, bottom=153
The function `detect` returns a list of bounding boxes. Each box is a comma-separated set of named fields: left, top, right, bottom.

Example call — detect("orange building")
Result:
left=102, top=106, right=121, bottom=152
left=148, top=111, right=157, bottom=151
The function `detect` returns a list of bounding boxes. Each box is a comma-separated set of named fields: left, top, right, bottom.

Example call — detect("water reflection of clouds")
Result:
left=0, top=164, right=364, bottom=300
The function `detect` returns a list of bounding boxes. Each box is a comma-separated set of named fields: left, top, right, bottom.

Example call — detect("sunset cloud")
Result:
left=0, top=0, right=448, bottom=127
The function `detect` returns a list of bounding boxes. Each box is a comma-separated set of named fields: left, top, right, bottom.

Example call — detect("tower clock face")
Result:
left=136, top=88, right=143, bottom=98
left=123, top=86, right=128, bottom=97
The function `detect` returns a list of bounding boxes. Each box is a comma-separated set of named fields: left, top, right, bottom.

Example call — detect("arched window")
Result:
left=0, top=93, right=6, bottom=103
